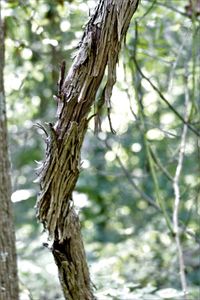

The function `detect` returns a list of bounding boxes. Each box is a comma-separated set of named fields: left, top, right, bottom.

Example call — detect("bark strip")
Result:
left=36, top=1, right=140, bottom=299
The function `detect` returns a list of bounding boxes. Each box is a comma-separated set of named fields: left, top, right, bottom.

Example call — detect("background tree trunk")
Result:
left=0, top=6, right=19, bottom=300
left=36, top=0, right=139, bottom=299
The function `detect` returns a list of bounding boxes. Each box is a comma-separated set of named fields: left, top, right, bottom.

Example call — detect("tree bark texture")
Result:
left=0, top=8, right=19, bottom=300
left=36, top=1, right=139, bottom=299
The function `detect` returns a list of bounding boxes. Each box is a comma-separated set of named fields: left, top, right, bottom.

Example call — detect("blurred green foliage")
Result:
left=2, top=0, right=200, bottom=299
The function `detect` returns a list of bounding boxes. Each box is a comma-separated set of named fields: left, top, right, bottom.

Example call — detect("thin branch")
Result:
left=172, top=73, right=189, bottom=299
left=131, top=27, right=173, bottom=233
left=115, top=153, right=159, bottom=209
left=150, top=147, right=174, bottom=182
left=185, top=229, right=200, bottom=244
left=132, top=57, right=200, bottom=137
left=136, top=49, right=172, bottom=64
left=122, top=59, right=138, bottom=120
left=99, top=136, right=200, bottom=245
left=167, top=30, right=190, bottom=93
left=142, top=0, right=188, bottom=17
left=137, top=119, right=180, bottom=138
left=138, top=0, right=157, bottom=21
left=104, top=139, right=159, bottom=210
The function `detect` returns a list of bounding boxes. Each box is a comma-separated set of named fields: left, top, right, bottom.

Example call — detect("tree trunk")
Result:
left=0, top=7, right=19, bottom=300
left=36, top=0, right=139, bottom=299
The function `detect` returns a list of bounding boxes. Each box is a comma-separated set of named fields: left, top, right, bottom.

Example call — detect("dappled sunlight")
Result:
left=73, top=191, right=90, bottom=208
left=131, top=142, right=142, bottom=153
left=146, top=128, right=165, bottom=141
left=1, top=0, right=199, bottom=298
left=11, top=189, right=35, bottom=203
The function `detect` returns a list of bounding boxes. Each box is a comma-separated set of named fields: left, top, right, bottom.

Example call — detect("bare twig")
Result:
left=115, top=153, right=159, bottom=209
left=99, top=135, right=200, bottom=245
left=150, top=147, right=174, bottom=182
left=172, top=74, right=189, bottom=299
left=138, top=0, right=157, bottom=21
left=104, top=139, right=159, bottom=210
left=167, top=30, right=190, bottom=93
left=131, top=27, right=174, bottom=233
left=132, top=57, right=200, bottom=137
left=142, top=0, right=188, bottom=17
left=122, top=58, right=138, bottom=120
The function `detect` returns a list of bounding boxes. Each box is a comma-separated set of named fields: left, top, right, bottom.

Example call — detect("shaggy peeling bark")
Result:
left=0, top=9, right=19, bottom=300
left=36, top=0, right=139, bottom=299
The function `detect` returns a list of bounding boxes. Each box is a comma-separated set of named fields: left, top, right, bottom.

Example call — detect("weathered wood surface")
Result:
left=36, top=1, right=139, bottom=299
left=0, top=11, right=19, bottom=300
